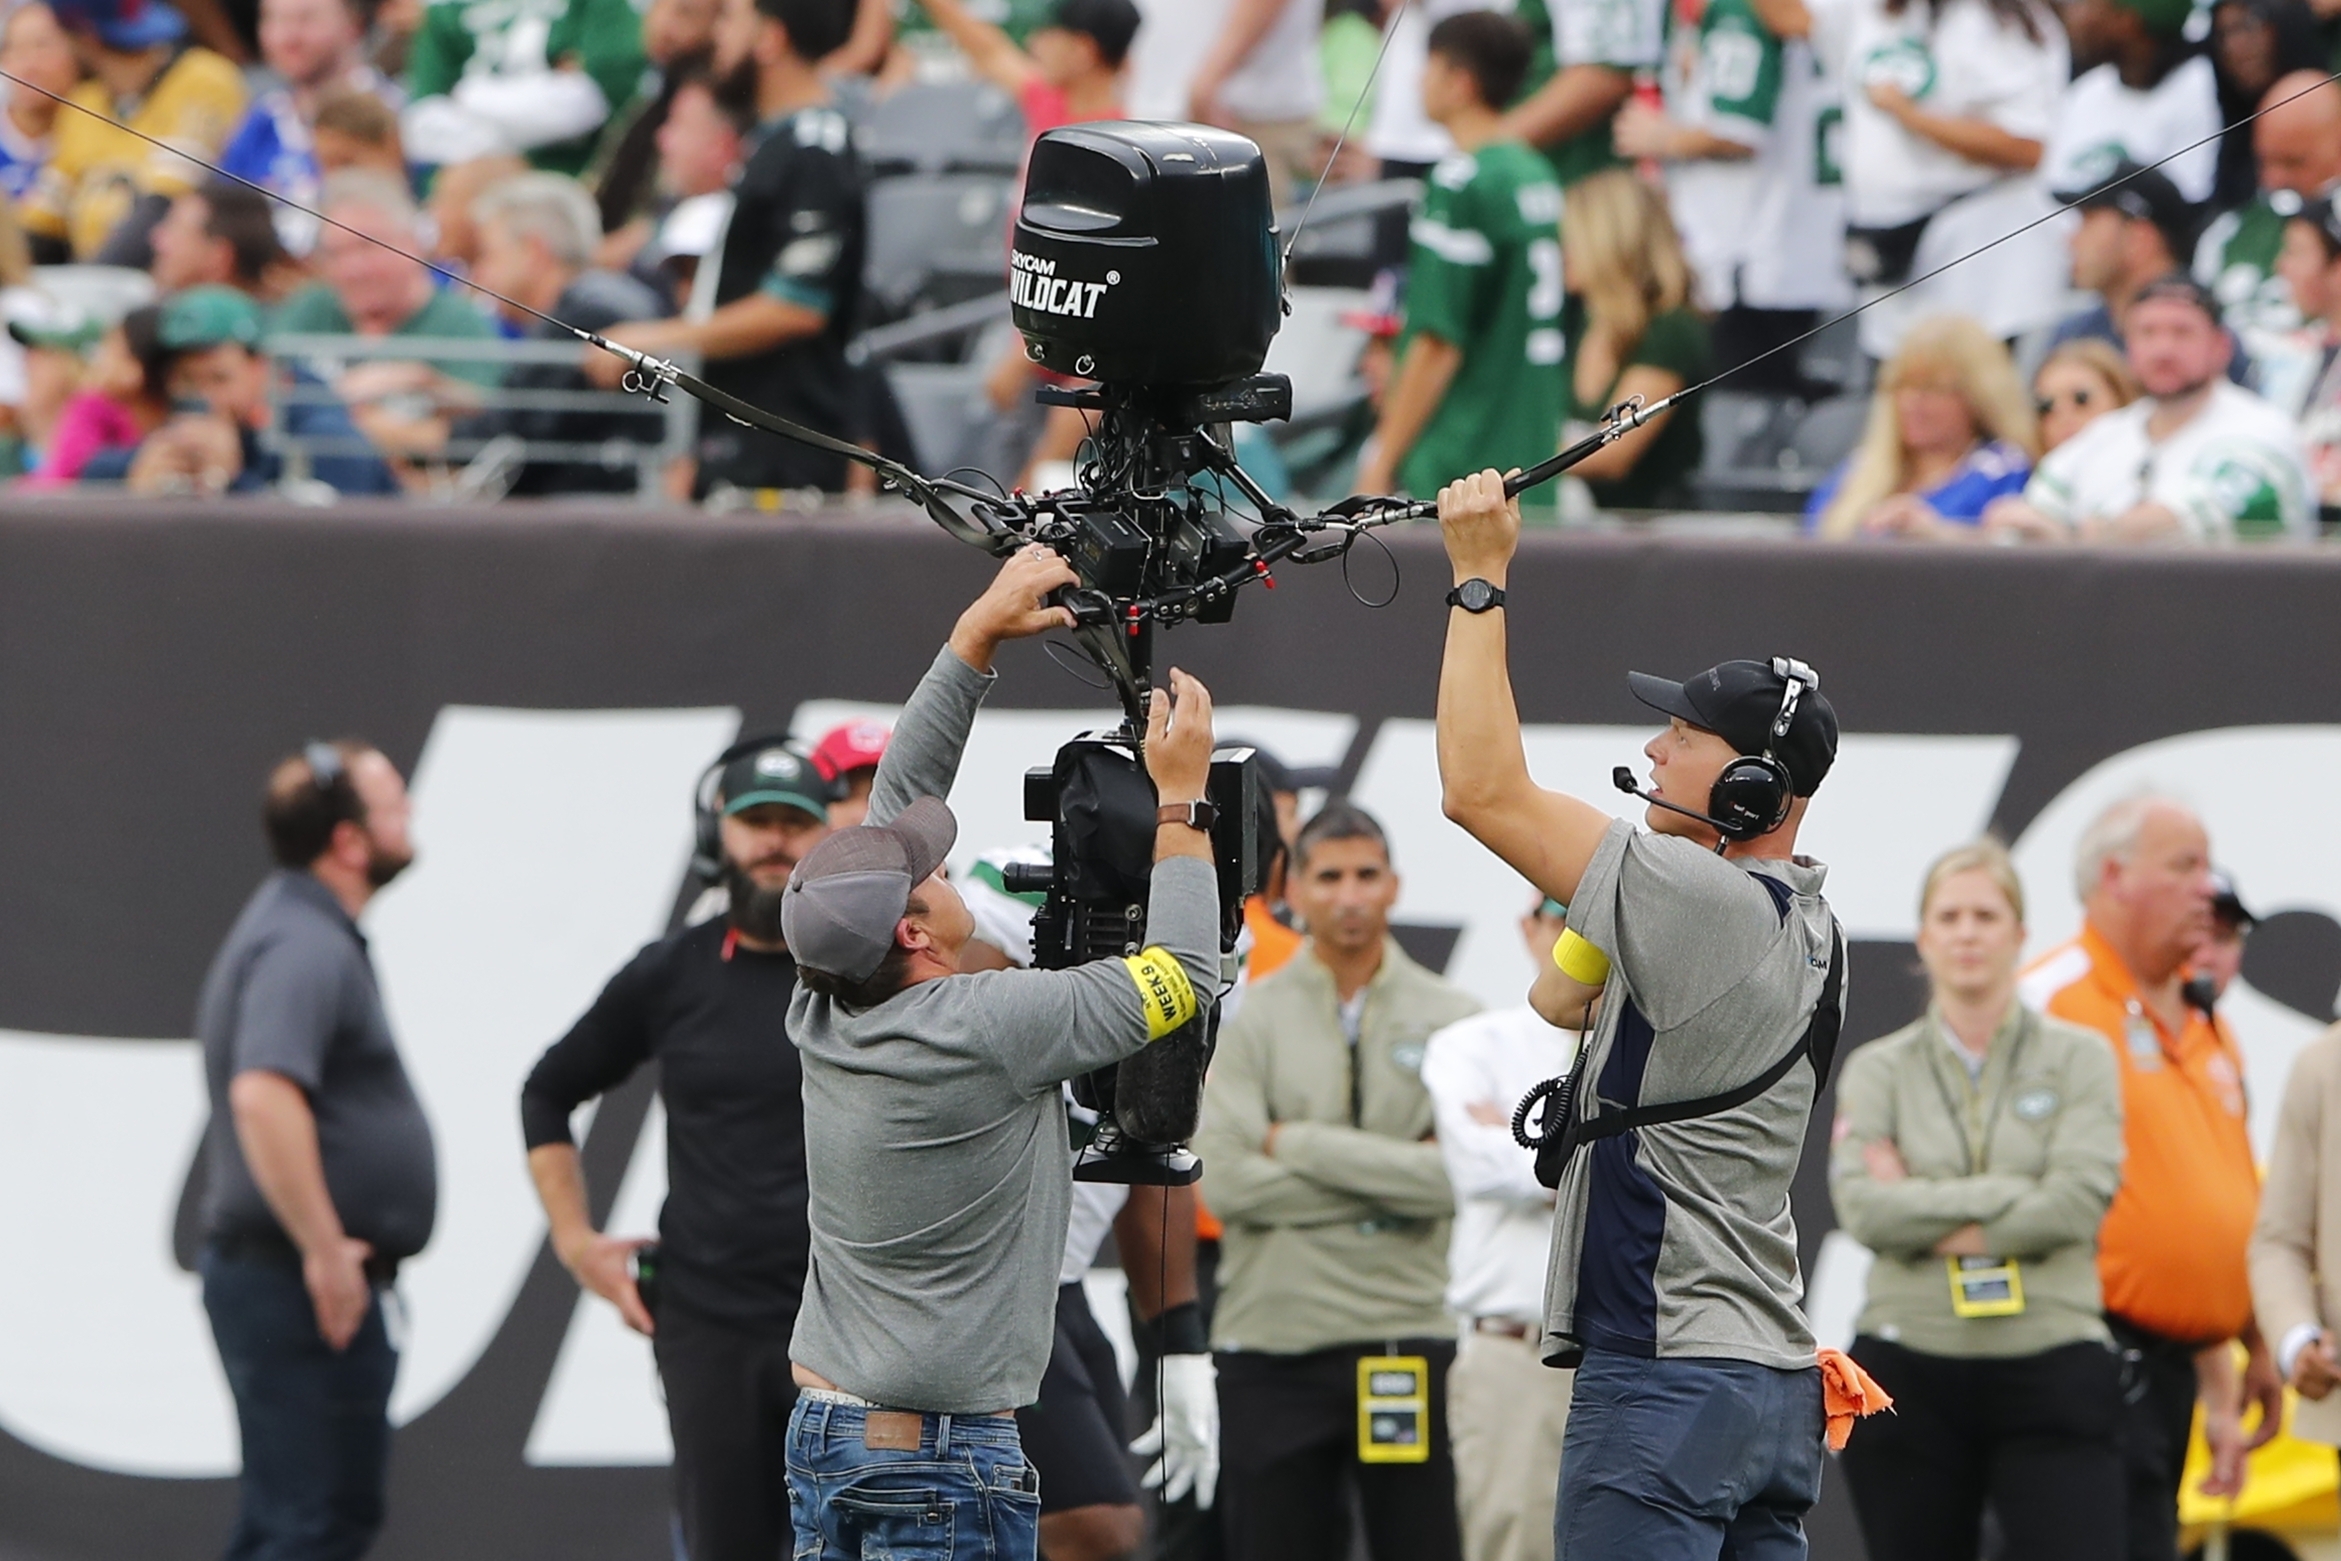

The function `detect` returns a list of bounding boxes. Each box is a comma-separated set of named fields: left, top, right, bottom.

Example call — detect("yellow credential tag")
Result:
left=1552, top=929, right=1612, bottom=987
left=1124, top=947, right=1199, bottom=1040
left=1947, top=1256, right=2026, bottom=1318
left=1357, top=1356, right=1431, bottom=1463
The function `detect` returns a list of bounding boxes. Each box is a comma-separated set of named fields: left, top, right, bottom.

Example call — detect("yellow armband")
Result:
left=1552, top=929, right=1611, bottom=987
left=1124, top=947, right=1200, bottom=1039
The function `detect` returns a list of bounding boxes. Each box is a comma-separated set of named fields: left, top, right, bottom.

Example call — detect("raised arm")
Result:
left=909, top=0, right=1035, bottom=93
left=866, top=547, right=1079, bottom=827
left=1188, top=0, right=1292, bottom=125
left=1434, top=470, right=1620, bottom=903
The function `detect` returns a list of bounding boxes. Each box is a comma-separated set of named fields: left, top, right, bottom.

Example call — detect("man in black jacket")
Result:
left=520, top=737, right=831, bottom=1561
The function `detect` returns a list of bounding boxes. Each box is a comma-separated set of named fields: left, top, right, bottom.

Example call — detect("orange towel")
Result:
left=1817, top=1347, right=1893, bottom=1451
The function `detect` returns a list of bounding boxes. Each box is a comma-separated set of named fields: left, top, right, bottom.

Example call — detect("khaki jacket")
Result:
left=2249, top=1023, right=2341, bottom=1354
left=1198, top=937, right=1481, bottom=1354
left=1830, top=1003, right=2125, bottom=1358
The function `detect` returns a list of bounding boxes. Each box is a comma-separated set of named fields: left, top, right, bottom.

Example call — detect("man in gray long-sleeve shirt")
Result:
left=777, top=544, right=1225, bottom=1561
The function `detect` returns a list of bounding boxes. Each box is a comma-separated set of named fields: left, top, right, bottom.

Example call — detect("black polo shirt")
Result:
left=695, top=100, right=867, bottom=494
left=520, top=918, right=809, bottom=1334
left=197, top=870, right=439, bottom=1260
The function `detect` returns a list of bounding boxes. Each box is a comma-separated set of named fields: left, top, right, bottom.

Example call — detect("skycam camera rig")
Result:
left=601, top=120, right=1661, bottom=1182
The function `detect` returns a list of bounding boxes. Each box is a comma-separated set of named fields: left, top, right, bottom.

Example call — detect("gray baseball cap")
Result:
left=780, top=796, right=958, bottom=981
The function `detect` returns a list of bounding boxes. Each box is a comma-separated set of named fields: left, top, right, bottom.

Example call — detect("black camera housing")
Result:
left=1012, top=122, right=1283, bottom=387
left=1015, top=737, right=1268, bottom=1184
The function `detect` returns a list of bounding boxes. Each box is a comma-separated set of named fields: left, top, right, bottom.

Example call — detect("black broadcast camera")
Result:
left=994, top=123, right=1299, bottom=1183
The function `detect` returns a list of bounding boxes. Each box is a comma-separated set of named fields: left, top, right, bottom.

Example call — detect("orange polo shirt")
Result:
left=2021, top=925, right=2258, bottom=1344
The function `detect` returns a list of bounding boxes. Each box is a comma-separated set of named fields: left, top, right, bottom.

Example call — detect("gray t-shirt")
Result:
left=198, top=870, right=439, bottom=1260
left=787, top=648, right=1221, bottom=1413
left=1542, top=821, right=1840, bottom=1371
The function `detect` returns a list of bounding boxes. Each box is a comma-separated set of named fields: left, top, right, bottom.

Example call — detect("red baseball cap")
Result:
left=811, top=719, right=891, bottom=782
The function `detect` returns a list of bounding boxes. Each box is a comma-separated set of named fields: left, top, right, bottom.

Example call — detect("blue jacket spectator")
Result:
left=1807, top=316, right=2041, bottom=539
left=217, top=0, right=403, bottom=254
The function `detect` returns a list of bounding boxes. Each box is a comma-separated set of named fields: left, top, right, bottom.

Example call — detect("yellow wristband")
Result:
left=1124, top=947, right=1200, bottom=1039
left=1552, top=929, right=1611, bottom=987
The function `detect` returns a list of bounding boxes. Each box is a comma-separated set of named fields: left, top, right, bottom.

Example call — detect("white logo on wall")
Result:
left=3, top=718, right=2335, bottom=1476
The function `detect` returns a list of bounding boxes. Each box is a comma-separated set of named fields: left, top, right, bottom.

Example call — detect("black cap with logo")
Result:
left=1626, top=658, right=1841, bottom=796
left=718, top=743, right=831, bottom=820
left=2053, top=158, right=2199, bottom=266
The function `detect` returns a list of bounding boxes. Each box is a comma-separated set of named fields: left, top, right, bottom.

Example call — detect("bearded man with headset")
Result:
left=520, top=734, right=836, bottom=1561
left=1432, top=469, right=1848, bottom=1561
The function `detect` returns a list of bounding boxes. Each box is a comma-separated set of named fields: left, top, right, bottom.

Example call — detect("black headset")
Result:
left=689, top=734, right=827, bottom=882
left=1705, top=657, right=1819, bottom=844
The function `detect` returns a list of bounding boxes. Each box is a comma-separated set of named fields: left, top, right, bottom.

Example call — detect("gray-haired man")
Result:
left=777, top=544, right=1225, bottom=1561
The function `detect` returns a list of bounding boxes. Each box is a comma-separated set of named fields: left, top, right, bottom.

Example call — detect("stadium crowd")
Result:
left=0, top=0, right=2338, bottom=534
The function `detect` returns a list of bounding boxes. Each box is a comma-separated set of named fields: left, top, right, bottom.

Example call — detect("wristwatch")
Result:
left=1158, top=799, right=1219, bottom=831
left=1446, top=578, right=1506, bottom=613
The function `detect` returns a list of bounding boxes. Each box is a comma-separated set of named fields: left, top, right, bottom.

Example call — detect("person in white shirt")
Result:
left=2040, top=0, right=2221, bottom=203
left=1421, top=895, right=1579, bottom=1561
left=1987, top=274, right=2315, bottom=541
left=1179, top=0, right=1329, bottom=208
left=1615, top=0, right=1848, bottom=383
left=1812, top=0, right=2068, bottom=357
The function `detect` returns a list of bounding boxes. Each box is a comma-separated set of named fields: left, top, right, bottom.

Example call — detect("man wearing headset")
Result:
left=1431, top=469, right=1845, bottom=1560
left=519, top=737, right=833, bottom=1561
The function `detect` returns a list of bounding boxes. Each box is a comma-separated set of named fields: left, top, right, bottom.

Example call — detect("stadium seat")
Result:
left=864, top=174, right=1014, bottom=324
left=887, top=360, right=995, bottom=473
left=1697, top=391, right=1796, bottom=475
left=1263, top=285, right=1372, bottom=426
left=862, top=81, right=1026, bottom=175
left=1780, top=395, right=1868, bottom=478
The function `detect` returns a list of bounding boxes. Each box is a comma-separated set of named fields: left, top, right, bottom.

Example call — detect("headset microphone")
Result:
left=1612, top=767, right=1736, bottom=851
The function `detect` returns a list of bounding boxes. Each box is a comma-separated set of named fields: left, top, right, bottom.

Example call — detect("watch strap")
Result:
left=1158, top=800, right=1217, bottom=830
left=1446, top=578, right=1506, bottom=612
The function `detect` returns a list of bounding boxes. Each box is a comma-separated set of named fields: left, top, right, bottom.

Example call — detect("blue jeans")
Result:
left=1555, top=1350, right=1824, bottom=1561
left=786, top=1395, right=1042, bottom=1561
left=199, top=1244, right=399, bottom=1561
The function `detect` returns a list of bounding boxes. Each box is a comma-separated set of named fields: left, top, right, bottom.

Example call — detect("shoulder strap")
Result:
left=1572, top=921, right=1846, bottom=1149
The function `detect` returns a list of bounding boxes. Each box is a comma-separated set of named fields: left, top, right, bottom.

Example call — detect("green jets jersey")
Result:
left=407, top=0, right=647, bottom=177
left=1694, top=0, right=1785, bottom=140
left=1398, top=140, right=1566, bottom=502
left=2196, top=194, right=2299, bottom=337
left=1514, top=0, right=1664, bottom=184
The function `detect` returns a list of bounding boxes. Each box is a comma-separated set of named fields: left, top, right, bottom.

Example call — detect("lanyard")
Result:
left=1923, top=1009, right=2033, bottom=1177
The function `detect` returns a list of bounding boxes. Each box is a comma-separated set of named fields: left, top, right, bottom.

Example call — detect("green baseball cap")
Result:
left=2110, top=0, right=2193, bottom=38
left=158, top=286, right=263, bottom=352
left=718, top=743, right=831, bottom=820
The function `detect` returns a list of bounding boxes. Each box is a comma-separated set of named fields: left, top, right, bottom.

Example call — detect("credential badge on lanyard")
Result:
left=1947, top=1255, right=2026, bottom=1319
left=1357, top=1354, right=1431, bottom=1463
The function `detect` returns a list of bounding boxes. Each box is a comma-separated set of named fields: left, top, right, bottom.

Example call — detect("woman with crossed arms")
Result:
left=1829, top=839, right=2127, bottom=1561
